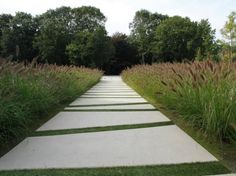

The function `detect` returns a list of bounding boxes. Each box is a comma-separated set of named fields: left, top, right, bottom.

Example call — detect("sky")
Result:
left=0, top=0, right=235, bottom=39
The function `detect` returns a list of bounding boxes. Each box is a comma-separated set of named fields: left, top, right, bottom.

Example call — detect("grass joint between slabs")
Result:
left=68, top=102, right=149, bottom=107
left=32, top=121, right=174, bottom=137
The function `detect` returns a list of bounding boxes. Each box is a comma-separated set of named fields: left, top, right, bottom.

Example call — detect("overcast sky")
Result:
left=0, top=0, right=235, bottom=39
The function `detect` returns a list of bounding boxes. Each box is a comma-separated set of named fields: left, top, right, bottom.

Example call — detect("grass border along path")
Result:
left=124, top=83, right=236, bottom=172
left=0, top=61, right=102, bottom=157
left=0, top=162, right=230, bottom=176
left=122, top=64, right=236, bottom=172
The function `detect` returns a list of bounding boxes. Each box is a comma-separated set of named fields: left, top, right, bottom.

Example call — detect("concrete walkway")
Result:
left=0, top=76, right=218, bottom=171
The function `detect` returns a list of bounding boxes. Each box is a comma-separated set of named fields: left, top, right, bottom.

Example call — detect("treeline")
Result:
left=0, top=6, right=115, bottom=68
left=0, top=6, right=222, bottom=74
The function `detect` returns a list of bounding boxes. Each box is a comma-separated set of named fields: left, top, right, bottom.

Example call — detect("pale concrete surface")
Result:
left=207, top=174, right=236, bottom=176
left=90, top=86, right=131, bottom=89
left=86, top=90, right=135, bottom=93
left=81, top=95, right=141, bottom=98
left=37, top=111, right=170, bottom=131
left=84, top=92, right=139, bottom=95
left=0, top=126, right=217, bottom=170
left=91, top=86, right=131, bottom=90
left=93, top=84, right=128, bottom=86
left=86, top=91, right=135, bottom=94
left=65, top=104, right=155, bottom=110
left=88, top=88, right=133, bottom=91
left=70, top=97, right=147, bottom=106
left=101, top=76, right=123, bottom=81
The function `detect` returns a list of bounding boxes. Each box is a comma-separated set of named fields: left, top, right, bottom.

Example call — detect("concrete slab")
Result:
left=95, top=81, right=125, bottom=84
left=207, top=174, right=236, bottom=176
left=92, top=84, right=129, bottom=87
left=101, top=76, right=122, bottom=81
left=37, top=111, right=170, bottom=131
left=84, top=92, right=139, bottom=96
left=95, top=81, right=126, bottom=84
left=0, top=126, right=217, bottom=170
left=70, top=97, right=147, bottom=106
left=87, top=88, right=134, bottom=92
left=90, top=85, right=131, bottom=89
left=94, top=83, right=127, bottom=85
left=65, top=104, right=155, bottom=110
left=81, top=95, right=141, bottom=98
left=89, top=88, right=133, bottom=91
left=91, top=86, right=130, bottom=89
left=86, top=90, right=135, bottom=93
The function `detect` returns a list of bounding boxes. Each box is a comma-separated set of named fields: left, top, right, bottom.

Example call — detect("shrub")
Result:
left=122, top=61, right=236, bottom=142
left=231, top=53, right=236, bottom=61
left=0, top=59, right=102, bottom=144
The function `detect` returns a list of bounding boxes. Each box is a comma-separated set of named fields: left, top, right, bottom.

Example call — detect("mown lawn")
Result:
left=0, top=162, right=230, bottom=176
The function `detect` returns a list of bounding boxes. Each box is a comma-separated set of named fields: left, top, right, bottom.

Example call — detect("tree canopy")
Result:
left=66, top=27, right=114, bottom=68
left=103, top=32, right=139, bottom=74
left=152, top=16, right=217, bottom=62
left=0, top=7, right=223, bottom=74
left=0, top=12, right=37, bottom=61
left=129, top=10, right=168, bottom=64
left=33, top=6, right=109, bottom=65
left=221, top=11, right=236, bottom=47
left=220, top=11, right=236, bottom=60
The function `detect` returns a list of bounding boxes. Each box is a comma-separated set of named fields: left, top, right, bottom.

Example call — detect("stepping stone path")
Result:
left=37, top=111, right=170, bottom=131
left=0, top=76, right=218, bottom=171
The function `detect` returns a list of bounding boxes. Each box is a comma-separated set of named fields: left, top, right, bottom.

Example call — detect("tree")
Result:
left=0, top=14, right=13, bottom=40
left=153, top=16, right=199, bottom=62
left=72, top=6, right=106, bottom=32
left=0, top=12, right=37, bottom=61
left=129, top=10, right=168, bottom=64
left=104, top=32, right=139, bottom=74
left=33, top=6, right=73, bottom=64
left=195, top=19, right=219, bottom=60
left=221, top=11, right=236, bottom=59
left=34, top=6, right=107, bottom=65
left=153, top=16, right=217, bottom=62
left=0, top=14, right=13, bottom=58
left=66, top=27, right=114, bottom=68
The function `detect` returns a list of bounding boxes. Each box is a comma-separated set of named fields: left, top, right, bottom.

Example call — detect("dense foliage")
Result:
left=0, top=6, right=114, bottom=68
left=129, top=10, right=218, bottom=63
left=220, top=11, right=236, bottom=61
left=66, top=27, right=114, bottom=68
left=0, top=7, right=229, bottom=74
left=129, top=10, right=168, bottom=64
left=103, top=32, right=139, bottom=74
left=0, top=59, right=102, bottom=145
left=122, top=61, right=236, bottom=142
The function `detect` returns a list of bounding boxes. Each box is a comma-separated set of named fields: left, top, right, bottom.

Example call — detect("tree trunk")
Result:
left=141, top=53, right=145, bottom=64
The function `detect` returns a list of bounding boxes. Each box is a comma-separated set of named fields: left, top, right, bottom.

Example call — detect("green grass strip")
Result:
left=69, top=102, right=149, bottom=107
left=32, top=121, right=173, bottom=137
left=0, top=162, right=230, bottom=176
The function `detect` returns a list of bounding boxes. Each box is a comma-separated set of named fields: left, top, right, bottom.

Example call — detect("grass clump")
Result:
left=0, top=59, right=102, bottom=146
left=122, top=61, right=236, bottom=143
